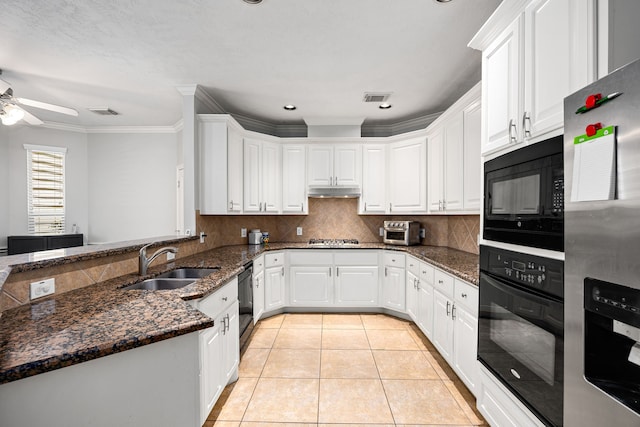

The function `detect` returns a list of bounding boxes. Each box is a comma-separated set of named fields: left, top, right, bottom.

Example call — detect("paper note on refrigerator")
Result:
left=571, top=126, right=616, bottom=202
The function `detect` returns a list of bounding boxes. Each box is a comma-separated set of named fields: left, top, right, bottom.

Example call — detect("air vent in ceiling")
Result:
left=363, top=92, right=391, bottom=103
left=88, top=107, right=119, bottom=116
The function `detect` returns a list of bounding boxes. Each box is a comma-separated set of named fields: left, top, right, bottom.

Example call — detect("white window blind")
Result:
left=25, top=145, right=66, bottom=234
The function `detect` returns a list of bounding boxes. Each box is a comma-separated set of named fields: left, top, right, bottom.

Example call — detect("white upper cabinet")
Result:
left=308, top=144, right=361, bottom=187
left=482, top=15, right=523, bottom=155
left=427, top=83, right=481, bottom=213
left=244, top=138, right=281, bottom=213
left=282, top=144, right=307, bottom=214
left=360, top=144, right=387, bottom=214
left=389, top=137, right=427, bottom=213
left=470, top=0, right=596, bottom=155
left=198, top=115, right=243, bottom=214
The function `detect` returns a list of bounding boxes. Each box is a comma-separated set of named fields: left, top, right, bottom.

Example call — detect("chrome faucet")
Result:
left=139, top=243, right=178, bottom=275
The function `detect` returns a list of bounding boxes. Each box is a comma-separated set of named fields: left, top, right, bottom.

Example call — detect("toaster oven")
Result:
left=383, top=221, right=420, bottom=246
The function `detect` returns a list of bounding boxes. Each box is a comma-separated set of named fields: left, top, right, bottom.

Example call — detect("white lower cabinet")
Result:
left=252, top=255, right=265, bottom=323
left=406, top=269, right=419, bottom=321
left=189, top=278, right=240, bottom=426
left=288, top=250, right=379, bottom=308
left=264, top=252, right=285, bottom=311
left=334, top=265, right=379, bottom=306
left=416, top=262, right=435, bottom=339
left=433, top=288, right=455, bottom=362
left=382, top=252, right=406, bottom=312
left=290, top=266, right=333, bottom=306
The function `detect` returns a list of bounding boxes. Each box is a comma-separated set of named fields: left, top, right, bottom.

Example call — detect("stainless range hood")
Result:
left=307, top=185, right=361, bottom=198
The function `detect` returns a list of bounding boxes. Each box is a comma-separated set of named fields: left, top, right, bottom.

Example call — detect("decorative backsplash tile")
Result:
left=196, top=198, right=479, bottom=254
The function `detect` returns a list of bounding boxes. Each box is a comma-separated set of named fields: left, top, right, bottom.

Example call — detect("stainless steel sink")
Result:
left=156, top=267, right=220, bottom=279
left=122, top=278, right=196, bottom=291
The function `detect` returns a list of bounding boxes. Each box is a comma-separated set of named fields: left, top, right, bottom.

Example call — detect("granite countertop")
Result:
left=0, top=242, right=478, bottom=385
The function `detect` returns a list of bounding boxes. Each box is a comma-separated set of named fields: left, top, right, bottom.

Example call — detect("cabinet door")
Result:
left=308, top=145, right=333, bottom=186
left=482, top=16, right=522, bottom=154
left=334, top=266, right=379, bottom=307
left=405, top=270, right=418, bottom=321
left=253, top=270, right=265, bottom=324
left=444, top=112, right=464, bottom=211
left=222, top=301, right=239, bottom=384
left=334, top=144, right=361, bottom=186
left=383, top=265, right=406, bottom=311
left=453, top=303, right=479, bottom=395
left=416, top=280, right=434, bottom=339
left=282, top=144, right=307, bottom=213
left=243, top=138, right=262, bottom=212
left=427, top=128, right=444, bottom=212
left=433, top=290, right=454, bottom=363
left=289, top=266, right=333, bottom=306
left=265, top=266, right=285, bottom=311
left=261, top=141, right=281, bottom=213
left=227, top=127, right=243, bottom=212
left=463, top=100, right=482, bottom=211
left=361, top=144, right=387, bottom=213
left=389, top=138, right=427, bottom=213
left=200, top=325, right=223, bottom=425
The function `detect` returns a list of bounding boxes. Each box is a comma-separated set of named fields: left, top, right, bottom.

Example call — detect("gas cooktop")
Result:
left=308, top=239, right=359, bottom=247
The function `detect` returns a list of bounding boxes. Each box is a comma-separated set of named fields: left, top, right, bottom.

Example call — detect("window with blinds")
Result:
left=25, top=146, right=66, bottom=234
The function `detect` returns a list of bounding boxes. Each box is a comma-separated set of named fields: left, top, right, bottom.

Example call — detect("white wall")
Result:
left=87, top=132, right=178, bottom=243
left=4, top=125, right=89, bottom=242
left=0, top=126, right=9, bottom=250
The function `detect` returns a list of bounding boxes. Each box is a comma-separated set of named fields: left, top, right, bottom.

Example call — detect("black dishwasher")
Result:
left=238, top=263, right=253, bottom=348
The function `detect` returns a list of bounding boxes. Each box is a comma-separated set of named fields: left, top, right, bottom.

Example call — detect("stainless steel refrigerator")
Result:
left=564, top=58, right=640, bottom=426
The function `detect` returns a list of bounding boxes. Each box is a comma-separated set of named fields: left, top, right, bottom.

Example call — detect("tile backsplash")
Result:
left=197, top=198, right=479, bottom=254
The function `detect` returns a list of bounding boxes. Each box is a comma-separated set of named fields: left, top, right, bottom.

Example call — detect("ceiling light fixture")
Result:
left=1, top=104, right=25, bottom=125
left=435, top=0, right=453, bottom=3
left=379, top=103, right=392, bottom=110
left=283, top=104, right=297, bottom=111
left=243, top=0, right=262, bottom=4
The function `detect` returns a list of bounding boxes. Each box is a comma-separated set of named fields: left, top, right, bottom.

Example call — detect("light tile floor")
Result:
left=205, top=313, right=488, bottom=427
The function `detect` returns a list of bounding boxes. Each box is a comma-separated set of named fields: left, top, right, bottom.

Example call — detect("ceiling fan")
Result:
left=0, top=70, right=78, bottom=126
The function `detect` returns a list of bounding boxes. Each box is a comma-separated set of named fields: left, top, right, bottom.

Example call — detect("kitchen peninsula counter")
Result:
left=0, top=242, right=478, bottom=384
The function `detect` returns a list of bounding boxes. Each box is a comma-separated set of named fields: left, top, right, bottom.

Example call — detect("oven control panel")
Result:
left=552, top=175, right=564, bottom=214
left=480, top=245, right=564, bottom=299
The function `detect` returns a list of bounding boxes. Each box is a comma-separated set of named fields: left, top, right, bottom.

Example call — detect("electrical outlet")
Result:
left=199, top=231, right=207, bottom=243
left=30, top=278, right=55, bottom=300
left=296, top=227, right=303, bottom=236
left=379, top=227, right=384, bottom=236
left=241, top=228, right=247, bottom=237
left=166, top=252, right=176, bottom=260
left=420, top=228, right=426, bottom=238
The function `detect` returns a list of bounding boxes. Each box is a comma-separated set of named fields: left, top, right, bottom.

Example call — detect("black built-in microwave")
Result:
left=483, top=135, right=564, bottom=252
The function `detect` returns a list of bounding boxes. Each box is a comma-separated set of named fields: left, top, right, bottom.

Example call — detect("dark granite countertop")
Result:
left=0, top=242, right=477, bottom=385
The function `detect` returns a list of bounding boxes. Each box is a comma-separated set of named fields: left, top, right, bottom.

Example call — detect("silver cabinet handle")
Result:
left=523, top=112, right=531, bottom=137
left=259, top=202, right=262, bottom=211
left=416, top=279, right=420, bottom=290
left=446, top=301, right=451, bottom=316
left=335, top=176, right=338, bottom=186
left=222, top=296, right=228, bottom=301
left=438, top=279, right=443, bottom=284
left=336, top=267, right=339, bottom=277
left=461, top=293, right=467, bottom=298
left=364, top=202, right=367, bottom=211
left=452, top=304, right=456, bottom=320
left=385, top=266, right=388, bottom=277
left=225, top=313, right=230, bottom=332
left=222, top=315, right=227, bottom=335
left=389, top=203, right=392, bottom=212
left=229, top=200, right=233, bottom=210
left=442, top=200, right=446, bottom=210
left=301, top=203, right=304, bottom=212
left=329, top=267, right=332, bottom=277
left=413, top=278, right=418, bottom=289
left=439, top=200, right=442, bottom=211
left=509, top=119, right=517, bottom=143
left=281, top=266, right=285, bottom=276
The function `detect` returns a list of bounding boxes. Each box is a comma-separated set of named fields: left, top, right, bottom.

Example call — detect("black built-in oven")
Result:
left=478, top=245, right=564, bottom=426
left=484, top=135, right=564, bottom=252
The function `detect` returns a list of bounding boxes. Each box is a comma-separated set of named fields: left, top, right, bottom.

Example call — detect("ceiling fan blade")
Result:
left=0, top=78, right=10, bottom=95
left=20, top=108, right=44, bottom=125
left=16, top=97, right=78, bottom=116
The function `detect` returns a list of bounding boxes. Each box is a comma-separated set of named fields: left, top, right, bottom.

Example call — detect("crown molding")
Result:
left=36, top=120, right=181, bottom=134
left=194, top=86, right=226, bottom=114
left=175, top=84, right=198, bottom=96
left=468, top=0, right=528, bottom=50
left=361, top=111, right=442, bottom=137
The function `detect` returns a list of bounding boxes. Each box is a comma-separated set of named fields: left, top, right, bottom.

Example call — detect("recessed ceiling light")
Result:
left=379, top=103, right=392, bottom=110
left=435, top=0, right=452, bottom=2
left=283, top=104, right=296, bottom=111
left=243, top=0, right=262, bottom=4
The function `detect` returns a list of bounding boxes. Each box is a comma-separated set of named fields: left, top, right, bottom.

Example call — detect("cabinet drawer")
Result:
left=384, top=252, right=405, bottom=268
left=406, top=256, right=420, bottom=276
left=334, top=250, right=378, bottom=266
left=419, top=262, right=434, bottom=285
left=454, top=279, right=478, bottom=314
left=253, top=255, right=264, bottom=274
left=195, top=277, right=238, bottom=318
left=289, top=250, right=333, bottom=265
left=265, top=252, right=284, bottom=267
left=434, top=269, right=454, bottom=298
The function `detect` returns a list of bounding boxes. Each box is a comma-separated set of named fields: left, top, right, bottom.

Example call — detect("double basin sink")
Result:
left=122, top=268, right=220, bottom=291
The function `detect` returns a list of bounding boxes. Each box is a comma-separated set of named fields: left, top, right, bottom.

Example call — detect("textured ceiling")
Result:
left=0, top=0, right=501, bottom=128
